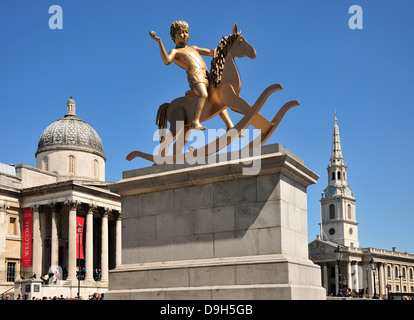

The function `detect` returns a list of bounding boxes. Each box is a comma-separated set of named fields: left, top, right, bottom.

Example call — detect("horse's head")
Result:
left=229, top=24, right=257, bottom=59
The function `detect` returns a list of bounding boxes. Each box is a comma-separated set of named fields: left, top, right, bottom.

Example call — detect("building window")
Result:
left=331, top=172, right=335, bottom=180
left=387, top=266, right=391, bottom=278
left=68, top=155, right=75, bottom=174
left=93, top=159, right=99, bottom=178
left=6, top=262, right=16, bottom=282
left=42, top=156, right=49, bottom=171
left=337, top=171, right=341, bottom=179
left=395, top=266, right=399, bottom=278
left=347, top=204, right=351, bottom=219
left=329, top=204, right=335, bottom=219
left=402, top=267, right=406, bottom=279
left=410, top=268, right=413, bottom=281
left=8, top=217, right=16, bottom=235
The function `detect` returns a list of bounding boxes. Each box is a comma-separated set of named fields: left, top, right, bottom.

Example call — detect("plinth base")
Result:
left=106, top=144, right=326, bottom=300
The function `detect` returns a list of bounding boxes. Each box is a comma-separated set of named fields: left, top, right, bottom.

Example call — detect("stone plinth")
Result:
left=106, top=144, right=326, bottom=299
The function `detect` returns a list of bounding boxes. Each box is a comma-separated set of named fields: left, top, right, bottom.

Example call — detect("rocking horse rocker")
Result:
left=127, top=23, right=299, bottom=163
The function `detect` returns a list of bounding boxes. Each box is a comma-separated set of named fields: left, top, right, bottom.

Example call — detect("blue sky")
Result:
left=1, top=1, right=413, bottom=253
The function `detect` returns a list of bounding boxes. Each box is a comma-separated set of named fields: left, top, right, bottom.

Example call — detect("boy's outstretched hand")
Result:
left=149, top=31, right=160, bottom=42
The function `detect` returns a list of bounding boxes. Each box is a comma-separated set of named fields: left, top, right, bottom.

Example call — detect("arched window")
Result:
left=410, top=268, right=413, bottom=280
left=337, top=171, right=341, bottom=179
left=387, top=266, right=391, bottom=278
left=93, top=159, right=99, bottom=178
left=347, top=204, right=352, bottom=219
left=331, top=172, right=335, bottom=180
left=403, top=267, right=406, bottom=279
left=329, top=204, right=335, bottom=219
left=68, top=155, right=75, bottom=174
left=395, top=266, right=399, bottom=278
left=42, top=156, right=49, bottom=171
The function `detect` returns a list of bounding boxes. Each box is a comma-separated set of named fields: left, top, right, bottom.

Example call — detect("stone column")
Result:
left=85, top=204, right=95, bottom=281
left=347, top=261, right=352, bottom=291
left=115, top=211, right=122, bottom=268
left=335, top=263, right=339, bottom=295
left=65, top=200, right=79, bottom=281
left=49, top=202, right=60, bottom=268
left=354, top=262, right=359, bottom=292
left=100, top=208, right=109, bottom=282
left=322, top=264, right=328, bottom=292
left=32, top=205, right=41, bottom=278
left=367, top=265, right=374, bottom=297
left=379, top=262, right=385, bottom=298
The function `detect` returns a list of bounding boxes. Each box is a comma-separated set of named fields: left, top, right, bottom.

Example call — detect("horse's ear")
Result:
left=233, top=24, right=238, bottom=35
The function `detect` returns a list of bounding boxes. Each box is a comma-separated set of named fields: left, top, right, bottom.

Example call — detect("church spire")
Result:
left=320, top=111, right=359, bottom=248
left=330, top=110, right=344, bottom=166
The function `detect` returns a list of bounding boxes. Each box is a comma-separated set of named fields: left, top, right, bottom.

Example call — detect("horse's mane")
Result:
left=210, top=33, right=239, bottom=88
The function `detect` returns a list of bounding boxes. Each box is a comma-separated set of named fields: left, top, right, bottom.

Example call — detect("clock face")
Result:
left=328, top=187, right=336, bottom=195
left=346, top=187, right=351, bottom=195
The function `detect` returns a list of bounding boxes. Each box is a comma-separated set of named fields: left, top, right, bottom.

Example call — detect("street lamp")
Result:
left=369, top=257, right=379, bottom=299
left=334, top=244, right=344, bottom=297
left=76, top=222, right=83, bottom=299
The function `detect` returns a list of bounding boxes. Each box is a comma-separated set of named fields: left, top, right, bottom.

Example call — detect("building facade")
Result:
left=309, top=113, right=414, bottom=299
left=0, top=97, right=121, bottom=299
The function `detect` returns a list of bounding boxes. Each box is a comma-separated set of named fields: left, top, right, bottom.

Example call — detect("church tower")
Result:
left=320, top=112, right=359, bottom=248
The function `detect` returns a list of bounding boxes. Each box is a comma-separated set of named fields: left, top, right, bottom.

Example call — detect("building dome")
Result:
left=35, top=97, right=105, bottom=160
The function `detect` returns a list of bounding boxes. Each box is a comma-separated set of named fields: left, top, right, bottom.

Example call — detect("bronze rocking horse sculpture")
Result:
left=127, top=23, right=299, bottom=163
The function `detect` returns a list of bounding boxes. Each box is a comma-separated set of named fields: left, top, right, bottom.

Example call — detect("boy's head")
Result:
left=170, top=20, right=189, bottom=42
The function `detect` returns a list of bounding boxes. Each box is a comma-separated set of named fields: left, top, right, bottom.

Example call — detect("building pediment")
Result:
left=308, top=238, right=338, bottom=257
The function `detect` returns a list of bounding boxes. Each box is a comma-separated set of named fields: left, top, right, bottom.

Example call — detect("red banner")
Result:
left=76, top=216, right=84, bottom=259
left=22, top=209, right=33, bottom=267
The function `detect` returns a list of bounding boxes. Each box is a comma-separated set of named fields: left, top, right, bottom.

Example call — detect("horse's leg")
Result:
left=218, top=109, right=234, bottom=130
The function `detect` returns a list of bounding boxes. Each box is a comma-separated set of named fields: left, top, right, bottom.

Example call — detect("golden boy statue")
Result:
left=150, top=20, right=214, bottom=131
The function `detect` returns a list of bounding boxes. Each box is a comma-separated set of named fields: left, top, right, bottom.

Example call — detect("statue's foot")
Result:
left=190, top=123, right=206, bottom=131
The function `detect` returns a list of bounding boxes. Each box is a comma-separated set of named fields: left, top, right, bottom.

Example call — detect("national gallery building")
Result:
left=0, top=97, right=121, bottom=299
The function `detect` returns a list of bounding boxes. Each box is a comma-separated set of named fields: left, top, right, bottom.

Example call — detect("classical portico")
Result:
left=21, top=181, right=121, bottom=288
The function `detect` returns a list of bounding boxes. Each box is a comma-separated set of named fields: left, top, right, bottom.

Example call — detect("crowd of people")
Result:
left=8, top=292, right=104, bottom=300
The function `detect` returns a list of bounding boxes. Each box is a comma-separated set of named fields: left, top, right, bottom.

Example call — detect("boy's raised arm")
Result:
left=150, top=31, right=176, bottom=65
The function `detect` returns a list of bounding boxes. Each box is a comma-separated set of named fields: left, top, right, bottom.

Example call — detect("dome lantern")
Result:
left=66, top=96, right=77, bottom=117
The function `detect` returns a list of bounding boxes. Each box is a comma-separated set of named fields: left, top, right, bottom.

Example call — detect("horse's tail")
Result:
left=156, top=103, right=169, bottom=129
left=156, top=103, right=169, bottom=142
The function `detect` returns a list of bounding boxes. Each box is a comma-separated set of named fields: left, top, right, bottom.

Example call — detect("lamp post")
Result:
left=76, top=222, right=83, bottom=299
left=334, top=244, right=344, bottom=297
left=398, top=271, right=403, bottom=300
left=369, top=257, right=379, bottom=299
